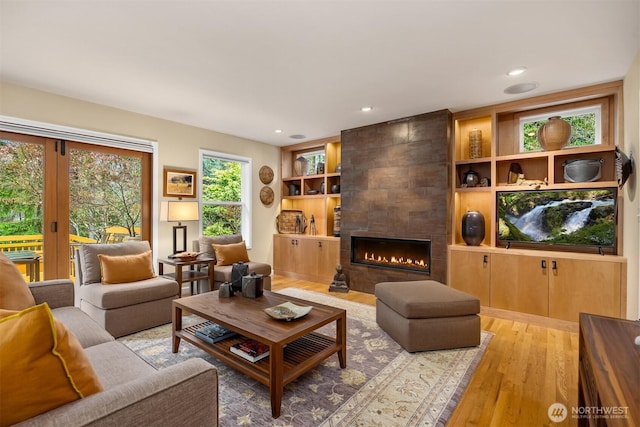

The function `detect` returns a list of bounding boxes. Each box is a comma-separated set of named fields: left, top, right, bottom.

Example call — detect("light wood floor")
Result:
left=272, top=275, right=579, bottom=427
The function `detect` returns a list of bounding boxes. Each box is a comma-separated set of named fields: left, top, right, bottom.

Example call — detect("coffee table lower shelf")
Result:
left=177, top=322, right=341, bottom=393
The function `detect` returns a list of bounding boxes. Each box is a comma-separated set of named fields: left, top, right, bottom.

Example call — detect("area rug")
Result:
left=118, top=288, right=492, bottom=426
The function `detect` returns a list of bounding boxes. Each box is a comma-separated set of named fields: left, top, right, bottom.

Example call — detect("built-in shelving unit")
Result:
left=448, top=81, right=628, bottom=321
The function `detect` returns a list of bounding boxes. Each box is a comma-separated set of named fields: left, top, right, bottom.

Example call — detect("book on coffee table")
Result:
left=230, top=339, right=270, bottom=362
left=194, top=323, right=237, bottom=344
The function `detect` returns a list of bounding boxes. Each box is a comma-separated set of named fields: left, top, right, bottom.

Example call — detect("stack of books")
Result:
left=230, top=339, right=270, bottom=362
left=194, top=323, right=237, bottom=344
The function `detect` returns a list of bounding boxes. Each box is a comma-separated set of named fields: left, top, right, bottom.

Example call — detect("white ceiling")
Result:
left=1, top=1, right=638, bottom=146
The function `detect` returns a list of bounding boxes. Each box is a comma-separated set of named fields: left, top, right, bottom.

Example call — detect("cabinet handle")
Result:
left=318, top=241, right=322, bottom=248
left=541, top=260, right=547, bottom=269
left=552, top=260, right=557, bottom=271
left=483, top=255, right=488, bottom=265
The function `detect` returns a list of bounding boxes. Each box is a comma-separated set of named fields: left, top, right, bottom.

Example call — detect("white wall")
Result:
left=623, top=49, right=640, bottom=320
left=0, top=82, right=280, bottom=265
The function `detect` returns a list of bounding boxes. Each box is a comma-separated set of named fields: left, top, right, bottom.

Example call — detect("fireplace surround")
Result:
left=339, top=110, right=451, bottom=293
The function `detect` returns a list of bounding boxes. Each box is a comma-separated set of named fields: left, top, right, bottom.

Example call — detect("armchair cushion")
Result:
left=198, top=234, right=242, bottom=262
left=0, top=303, right=103, bottom=426
left=212, top=241, right=250, bottom=266
left=0, top=252, right=36, bottom=310
left=77, top=241, right=152, bottom=285
left=97, top=251, right=155, bottom=284
left=79, top=277, right=178, bottom=310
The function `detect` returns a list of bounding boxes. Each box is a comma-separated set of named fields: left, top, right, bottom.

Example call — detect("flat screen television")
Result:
left=496, top=187, right=617, bottom=254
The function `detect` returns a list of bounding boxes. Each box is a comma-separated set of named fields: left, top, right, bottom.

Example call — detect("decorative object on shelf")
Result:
left=509, top=173, right=549, bottom=189
left=468, top=129, right=482, bottom=159
left=320, top=182, right=325, bottom=194
left=334, top=163, right=342, bottom=173
left=276, top=210, right=307, bottom=234
left=462, top=210, right=485, bottom=246
left=264, top=302, right=312, bottom=321
left=562, top=158, right=604, bottom=183
left=294, top=156, right=308, bottom=176
left=537, top=116, right=571, bottom=151
left=479, top=177, right=490, bottom=187
left=163, top=167, right=197, bottom=198
left=329, top=264, right=349, bottom=293
left=463, top=168, right=480, bottom=187
left=508, top=163, right=523, bottom=184
left=330, top=184, right=341, bottom=194
left=307, top=189, right=319, bottom=195
left=258, top=165, right=274, bottom=184
left=333, top=205, right=341, bottom=237
left=615, top=146, right=634, bottom=189
left=316, top=162, right=325, bottom=174
left=309, top=215, right=317, bottom=235
left=259, top=186, right=274, bottom=205
left=288, top=183, right=299, bottom=196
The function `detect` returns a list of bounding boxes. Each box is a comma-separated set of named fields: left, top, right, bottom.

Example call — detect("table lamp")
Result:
left=161, top=201, right=199, bottom=256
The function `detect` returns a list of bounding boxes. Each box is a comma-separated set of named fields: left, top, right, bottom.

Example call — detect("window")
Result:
left=519, top=105, right=601, bottom=152
left=200, top=150, right=251, bottom=246
left=295, top=149, right=325, bottom=175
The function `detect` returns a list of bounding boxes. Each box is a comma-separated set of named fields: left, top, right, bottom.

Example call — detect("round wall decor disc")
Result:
left=260, top=186, right=274, bottom=205
left=259, top=165, right=274, bottom=184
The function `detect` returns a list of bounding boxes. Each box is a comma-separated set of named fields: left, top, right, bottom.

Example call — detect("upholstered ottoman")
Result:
left=375, top=280, right=480, bottom=352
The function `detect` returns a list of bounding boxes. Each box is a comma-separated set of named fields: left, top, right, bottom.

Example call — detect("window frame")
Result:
left=513, top=96, right=611, bottom=153
left=199, top=149, right=252, bottom=248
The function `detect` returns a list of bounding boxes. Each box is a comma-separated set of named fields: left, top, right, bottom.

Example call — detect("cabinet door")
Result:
left=316, top=239, right=340, bottom=283
left=449, top=250, right=490, bottom=306
left=549, top=258, right=621, bottom=322
left=273, top=235, right=301, bottom=275
left=491, top=253, right=549, bottom=316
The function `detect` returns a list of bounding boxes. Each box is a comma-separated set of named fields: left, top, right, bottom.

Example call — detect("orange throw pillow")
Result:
left=0, top=252, right=36, bottom=310
left=212, top=241, right=250, bottom=266
left=97, top=250, right=156, bottom=284
left=0, top=303, right=103, bottom=426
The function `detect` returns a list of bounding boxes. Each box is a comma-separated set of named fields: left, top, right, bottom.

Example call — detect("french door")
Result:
left=0, top=131, right=152, bottom=280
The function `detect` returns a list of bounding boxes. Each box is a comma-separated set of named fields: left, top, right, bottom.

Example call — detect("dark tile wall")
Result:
left=339, top=110, right=451, bottom=293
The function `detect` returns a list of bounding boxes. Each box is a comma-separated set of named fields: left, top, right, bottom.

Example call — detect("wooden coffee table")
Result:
left=172, top=290, right=347, bottom=418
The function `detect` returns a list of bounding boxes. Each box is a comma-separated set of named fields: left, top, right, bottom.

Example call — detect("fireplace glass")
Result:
left=350, top=236, right=430, bottom=274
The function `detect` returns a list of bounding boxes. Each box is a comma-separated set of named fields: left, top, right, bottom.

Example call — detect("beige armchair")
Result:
left=193, top=234, right=272, bottom=291
left=74, top=240, right=179, bottom=337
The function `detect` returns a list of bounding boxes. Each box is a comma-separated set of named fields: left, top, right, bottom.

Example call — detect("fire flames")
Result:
left=363, top=252, right=428, bottom=270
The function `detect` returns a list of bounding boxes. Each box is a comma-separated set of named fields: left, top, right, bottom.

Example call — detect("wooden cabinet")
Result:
left=273, top=234, right=339, bottom=283
left=449, top=246, right=627, bottom=322
left=448, top=82, right=628, bottom=321
left=448, top=248, right=491, bottom=306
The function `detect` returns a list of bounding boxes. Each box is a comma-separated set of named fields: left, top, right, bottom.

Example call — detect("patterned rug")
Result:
left=118, top=288, right=492, bottom=426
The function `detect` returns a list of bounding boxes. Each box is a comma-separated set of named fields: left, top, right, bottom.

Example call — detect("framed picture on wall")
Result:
left=163, top=168, right=197, bottom=198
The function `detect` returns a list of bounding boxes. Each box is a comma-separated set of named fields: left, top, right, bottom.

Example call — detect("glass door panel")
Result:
left=0, top=133, right=45, bottom=282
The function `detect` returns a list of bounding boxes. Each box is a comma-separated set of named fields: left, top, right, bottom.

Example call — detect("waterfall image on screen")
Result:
left=497, top=188, right=616, bottom=248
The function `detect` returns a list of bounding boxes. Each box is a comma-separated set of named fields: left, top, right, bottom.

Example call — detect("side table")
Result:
left=158, top=257, right=215, bottom=298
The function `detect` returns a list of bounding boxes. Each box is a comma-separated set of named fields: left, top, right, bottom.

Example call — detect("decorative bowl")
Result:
left=264, top=302, right=312, bottom=321
left=173, top=251, right=201, bottom=262
left=563, top=158, right=603, bottom=182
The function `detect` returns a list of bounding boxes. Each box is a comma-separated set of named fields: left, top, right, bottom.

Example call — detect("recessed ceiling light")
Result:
left=504, top=82, right=538, bottom=95
left=274, top=129, right=283, bottom=133
left=361, top=106, right=373, bottom=112
left=507, top=66, right=527, bottom=76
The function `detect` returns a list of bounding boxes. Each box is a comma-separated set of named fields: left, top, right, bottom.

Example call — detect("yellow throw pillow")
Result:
left=0, top=303, right=103, bottom=426
left=97, top=250, right=156, bottom=284
left=0, top=252, right=36, bottom=310
left=212, top=241, right=250, bottom=266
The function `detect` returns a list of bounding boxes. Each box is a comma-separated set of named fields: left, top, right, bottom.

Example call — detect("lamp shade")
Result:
left=161, top=201, right=199, bottom=222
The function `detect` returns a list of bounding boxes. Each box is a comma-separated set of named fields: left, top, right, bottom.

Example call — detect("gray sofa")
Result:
left=193, top=235, right=272, bottom=291
left=74, top=241, right=179, bottom=337
left=16, top=279, right=218, bottom=427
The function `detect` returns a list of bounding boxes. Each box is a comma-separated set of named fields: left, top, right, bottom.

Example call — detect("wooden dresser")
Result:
left=578, top=313, right=640, bottom=426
